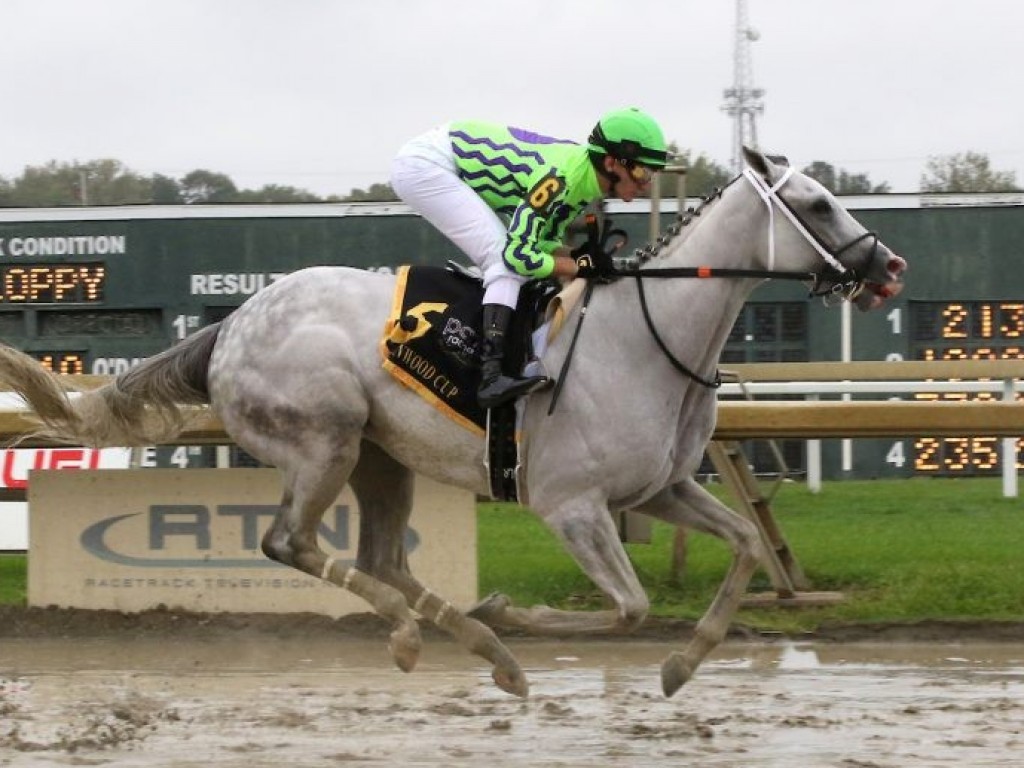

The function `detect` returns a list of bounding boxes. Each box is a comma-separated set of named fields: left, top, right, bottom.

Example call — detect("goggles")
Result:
left=620, top=159, right=655, bottom=186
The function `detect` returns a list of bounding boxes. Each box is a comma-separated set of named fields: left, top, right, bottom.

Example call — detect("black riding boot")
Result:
left=477, top=304, right=548, bottom=409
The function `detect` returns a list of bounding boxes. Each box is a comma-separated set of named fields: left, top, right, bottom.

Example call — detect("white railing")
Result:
left=718, top=361, right=1024, bottom=496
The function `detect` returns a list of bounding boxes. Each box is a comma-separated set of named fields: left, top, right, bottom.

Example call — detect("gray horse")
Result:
left=0, top=149, right=905, bottom=698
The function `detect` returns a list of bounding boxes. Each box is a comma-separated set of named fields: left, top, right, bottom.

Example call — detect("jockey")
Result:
left=390, top=107, right=668, bottom=409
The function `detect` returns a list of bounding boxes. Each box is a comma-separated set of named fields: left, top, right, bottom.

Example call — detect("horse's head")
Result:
left=742, top=147, right=907, bottom=311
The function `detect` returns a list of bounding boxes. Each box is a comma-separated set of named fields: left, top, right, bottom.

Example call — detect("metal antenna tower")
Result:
left=721, top=0, right=765, bottom=174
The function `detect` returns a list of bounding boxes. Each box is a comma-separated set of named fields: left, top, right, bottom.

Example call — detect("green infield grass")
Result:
left=478, top=476, right=1024, bottom=632
left=2, top=477, right=1022, bottom=633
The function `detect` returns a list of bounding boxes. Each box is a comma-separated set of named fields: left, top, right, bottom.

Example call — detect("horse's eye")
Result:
left=810, top=197, right=832, bottom=215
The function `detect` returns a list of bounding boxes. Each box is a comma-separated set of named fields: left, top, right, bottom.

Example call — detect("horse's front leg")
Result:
left=634, top=478, right=763, bottom=697
left=470, top=492, right=650, bottom=635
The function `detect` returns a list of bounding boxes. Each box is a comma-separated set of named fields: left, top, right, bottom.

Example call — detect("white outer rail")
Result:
left=718, top=376, right=1021, bottom=496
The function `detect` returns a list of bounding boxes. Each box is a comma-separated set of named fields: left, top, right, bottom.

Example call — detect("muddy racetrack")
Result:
left=1, top=608, right=1023, bottom=767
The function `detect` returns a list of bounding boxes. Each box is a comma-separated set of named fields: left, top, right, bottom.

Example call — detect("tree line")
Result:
left=0, top=150, right=1016, bottom=208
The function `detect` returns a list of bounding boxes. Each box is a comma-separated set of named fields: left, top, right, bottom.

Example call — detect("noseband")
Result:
left=742, top=166, right=879, bottom=305
left=548, top=167, right=886, bottom=409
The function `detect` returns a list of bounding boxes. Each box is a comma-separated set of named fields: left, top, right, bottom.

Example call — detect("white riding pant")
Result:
left=390, top=126, right=526, bottom=309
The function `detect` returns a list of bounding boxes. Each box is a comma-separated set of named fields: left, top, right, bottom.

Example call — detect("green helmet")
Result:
left=587, top=107, right=668, bottom=168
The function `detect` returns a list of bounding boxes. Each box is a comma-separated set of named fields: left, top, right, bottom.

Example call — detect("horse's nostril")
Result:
left=888, top=256, right=907, bottom=274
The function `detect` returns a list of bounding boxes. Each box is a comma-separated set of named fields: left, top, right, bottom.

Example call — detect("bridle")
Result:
left=623, top=166, right=879, bottom=300
left=548, top=164, right=885, bottom=410
left=620, top=165, right=883, bottom=387
left=741, top=165, right=879, bottom=306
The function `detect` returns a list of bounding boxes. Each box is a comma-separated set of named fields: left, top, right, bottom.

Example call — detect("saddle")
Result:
left=380, top=264, right=559, bottom=501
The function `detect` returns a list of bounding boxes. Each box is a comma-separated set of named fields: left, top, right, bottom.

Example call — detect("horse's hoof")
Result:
left=660, top=652, right=695, bottom=698
left=389, top=623, right=422, bottom=673
left=492, top=664, right=529, bottom=698
left=467, top=592, right=511, bottom=625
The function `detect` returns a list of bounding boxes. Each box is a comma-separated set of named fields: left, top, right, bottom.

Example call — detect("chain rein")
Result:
left=607, top=168, right=878, bottom=388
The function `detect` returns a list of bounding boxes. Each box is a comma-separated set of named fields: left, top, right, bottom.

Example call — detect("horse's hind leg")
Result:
left=349, top=441, right=528, bottom=698
left=260, top=442, right=422, bottom=673
left=468, top=492, right=650, bottom=635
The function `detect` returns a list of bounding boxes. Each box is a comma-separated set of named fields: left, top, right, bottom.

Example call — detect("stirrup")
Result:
left=478, top=373, right=550, bottom=409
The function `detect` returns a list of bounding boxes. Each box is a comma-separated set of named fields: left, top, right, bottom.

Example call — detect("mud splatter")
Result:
left=1, top=634, right=1022, bottom=766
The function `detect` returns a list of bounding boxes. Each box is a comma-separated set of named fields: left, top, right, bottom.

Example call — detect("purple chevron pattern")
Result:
left=450, top=131, right=544, bottom=167
left=507, top=126, right=577, bottom=146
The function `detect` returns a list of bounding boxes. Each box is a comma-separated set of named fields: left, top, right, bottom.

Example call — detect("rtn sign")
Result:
left=80, top=504, right=421, bottom=569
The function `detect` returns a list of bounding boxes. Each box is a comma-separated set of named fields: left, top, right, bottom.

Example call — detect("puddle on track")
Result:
left=1, top=636, right=1023, bottom=767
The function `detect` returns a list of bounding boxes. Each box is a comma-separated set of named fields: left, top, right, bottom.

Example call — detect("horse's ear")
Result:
left=742, top=146, right=770, bottom=176
left=742, top=147, right=790, bottom=177
left=741, top=145, right=765, bottom=173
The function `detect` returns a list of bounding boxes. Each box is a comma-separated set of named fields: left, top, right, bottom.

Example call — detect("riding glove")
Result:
left=572, top=244, right=616, bottom=279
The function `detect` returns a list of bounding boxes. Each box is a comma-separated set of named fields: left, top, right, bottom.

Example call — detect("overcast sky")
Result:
left=3, top=0, right=1022, bottom=196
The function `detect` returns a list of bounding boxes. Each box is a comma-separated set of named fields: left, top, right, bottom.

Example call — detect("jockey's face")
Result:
left=601, top=155, right=652, bottom=202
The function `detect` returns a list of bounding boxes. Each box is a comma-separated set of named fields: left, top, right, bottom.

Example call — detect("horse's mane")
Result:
left=630, top=174, right=743, bottom=266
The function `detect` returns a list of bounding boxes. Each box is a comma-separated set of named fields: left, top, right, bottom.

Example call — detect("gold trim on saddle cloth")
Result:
left=379, top=266, right=485, bottom=437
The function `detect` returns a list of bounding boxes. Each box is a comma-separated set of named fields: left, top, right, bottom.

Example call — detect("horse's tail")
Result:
left=0, top=322, right=222, bottom=447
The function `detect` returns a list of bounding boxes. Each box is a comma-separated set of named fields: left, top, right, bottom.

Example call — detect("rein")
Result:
left=546, top=264, right=812, bottom=412
left=547, top=163, right=884, bottom=407
left=616, top=265, right=816, bottom=281
left=634, top=275, right=722, bottom=388
left=615, top=266, right=819, bottom=390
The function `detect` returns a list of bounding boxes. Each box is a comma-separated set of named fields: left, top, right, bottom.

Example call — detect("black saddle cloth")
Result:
left=381, top=265, right=556, bottom=434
